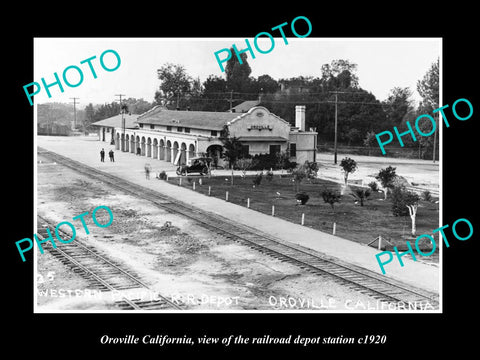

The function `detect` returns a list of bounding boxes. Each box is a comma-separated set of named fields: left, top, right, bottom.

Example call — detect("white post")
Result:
left=226, top=191, right=229, bottom=201
left=247, top=198, right=250, bottom=208
left=378, top=235, right=382, bottom=250
left=272, top=205, right=275, bottom=216
left=301, top=213, right=305, bottom=226
left=193, top=181, right=196, bottom=190
left=179, top=178, right=182, bottom=186
left=333, top=222, right=336, bottom=235
left=199, top=178, right=202, bottom=185
left=208, top=186, right=211, bottom=196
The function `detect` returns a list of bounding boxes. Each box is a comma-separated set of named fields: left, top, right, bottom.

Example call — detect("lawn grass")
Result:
left=168, top=174, right=440, bottom=249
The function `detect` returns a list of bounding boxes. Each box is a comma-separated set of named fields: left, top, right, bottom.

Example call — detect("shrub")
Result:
left=368, top=181, right=379, bottom=192
left=375, top=166, right=397, bottom=199
left=351, top=188, right=371, bottom=206
left=321, top=189, right=341, bottom=211
left=422, top=190, right=432, bottom=201
left=247, top=152, right=297, bottom=171
left=252, top=173, right=263, bottom=186
left=295, top=192, right=309, bottom=205
left=265, top=170, right=274, bottom=182
left=340, top=157, right=357, bottom=185
left=391, top=186, right=420, bottom=216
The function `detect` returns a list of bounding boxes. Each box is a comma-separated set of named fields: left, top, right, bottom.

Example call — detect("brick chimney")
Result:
left=295, top=105, right=306, bottom=131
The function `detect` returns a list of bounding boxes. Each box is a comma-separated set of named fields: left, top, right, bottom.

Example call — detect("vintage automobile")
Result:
left=176, top=156, right=212, bottom=176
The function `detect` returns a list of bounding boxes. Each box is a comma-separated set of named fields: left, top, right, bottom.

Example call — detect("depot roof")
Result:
left=91, top=113, right=139, bottom=129
left=136, top=106, right=242, bottom=131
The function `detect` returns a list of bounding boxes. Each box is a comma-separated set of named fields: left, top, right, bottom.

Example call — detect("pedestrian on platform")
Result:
left=100, top=148, right=105, bottom=162
left=145, top=163, right=151, bottom=180
left=109, top=149, right=115, bottom=162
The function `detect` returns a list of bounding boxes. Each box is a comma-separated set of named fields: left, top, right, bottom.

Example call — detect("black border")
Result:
left=8, top=5, right=479, bottom=355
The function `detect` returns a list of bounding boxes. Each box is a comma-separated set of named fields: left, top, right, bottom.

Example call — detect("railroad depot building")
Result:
left=92, top=105, right=317, bottom=167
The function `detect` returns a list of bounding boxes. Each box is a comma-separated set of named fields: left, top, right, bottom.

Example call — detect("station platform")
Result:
left=36, top=135, right=440, bottom=295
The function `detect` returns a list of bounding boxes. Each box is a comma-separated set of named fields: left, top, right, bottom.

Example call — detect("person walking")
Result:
left=144, top=164, right=151, bottom=180
left=109, top=149, right=115, bottom=162
left=100, top=148, right=105, bottom=162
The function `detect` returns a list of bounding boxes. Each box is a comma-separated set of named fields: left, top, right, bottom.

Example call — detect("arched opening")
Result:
left=159, top=139, right=165, bottom=160
left=147, top=137, right=152, bottom=157
left=125, top=134, right=130, bottom=153
left=135, top=136, right=141, bottom=155
left=166, top=140, right=172, bottom=162
left=115, top=133, right=120, bottom=150
left=121, top=133, right=125, bottom=152
left=180, top=143, right=187, bottom=165
left=153, top=139, right=158, bottom=159
left=207, top=144, right=224, bottom=169
left=172, top=141, right=179, bottom=164
left=188, top=144, right=195, bottom=164
left=141, top=136, right=146, bottom=156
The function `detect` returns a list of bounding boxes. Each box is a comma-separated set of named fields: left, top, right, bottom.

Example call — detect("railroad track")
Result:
left=36, top=215, right=183, bottom=311
left=38, top=148, right=440, bottom=310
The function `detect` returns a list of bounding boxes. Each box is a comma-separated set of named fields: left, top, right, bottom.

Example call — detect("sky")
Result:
left=32, top=37, right=441, bottom=107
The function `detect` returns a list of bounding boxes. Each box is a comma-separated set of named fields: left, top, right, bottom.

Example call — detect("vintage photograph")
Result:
left=33, top=37, right=441, bottom=313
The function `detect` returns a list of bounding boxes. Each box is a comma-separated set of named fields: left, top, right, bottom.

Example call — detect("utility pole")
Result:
left=115, top=94, right=126, bottom=150
left=432, top=112, right=438, bottom=163
left=334, top=92, right=338, bottom=164
left=330, top=91, right=349, bottom=164
left=70, top=97, right=79, bottom=130
left=225, top=90, right=242, bottom=112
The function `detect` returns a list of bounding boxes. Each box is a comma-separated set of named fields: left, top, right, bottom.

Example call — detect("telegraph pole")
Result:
left=70, top=97, right=79, bottom=130
left=330, top=91, right=349, bottom=164
left=334, top=92, right=338, bottom=164
left=115, top=94, right=126, bottom=150
left=432, top=113, right=438, bottom=163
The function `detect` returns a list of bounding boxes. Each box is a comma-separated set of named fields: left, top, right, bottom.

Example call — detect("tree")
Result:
left=375, top=166, right=397, bottom=200
left=256, top=74, right=280, bottom=95
left=292, top=167, right=306, bottom=193
left=321, top=189, right=341, bottom=213
left=291, top=161, right=318, bottom=192
left=383, top=87, right=413, bottom=126
left=235, top=158, right=253, bottom=178
left=155, top=63, right=192, bottom=107
left=339, top=157, right=357, bottom=186
left=200, top=75, right=229, bottom=112
left=225, top=47, right=252, bottom=94
left=220, top=133, right=244, bottom=169
left=321, top=59, right=359, bottom=89
left=390, top=186, right=420, bottom=236
left=417, top=59, right=440, bottom=160
left=417, top=58, right=439, bottom=113
left=363, top=130, right=376, bottom=155
left=351, top=188, right=371, bottom=207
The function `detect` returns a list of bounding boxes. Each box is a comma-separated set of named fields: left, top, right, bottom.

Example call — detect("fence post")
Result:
left=301, top=213, right=305, bottom=226
left=199, top=178, right=202, bottom=185
left=208, top=186, right=211, bottom=196
left=247, top=198, right=250, bottom=208
left=226, top=191, right=229, bottom=201
left=179, top=178, right=182, bottom=186
left=333, top=222, right=336, bottom=235
left=378, top=235, right=382, bottom=250
left=272, top=205, right=275, bottom=216
left=193, top=181, right=196, bottom=190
